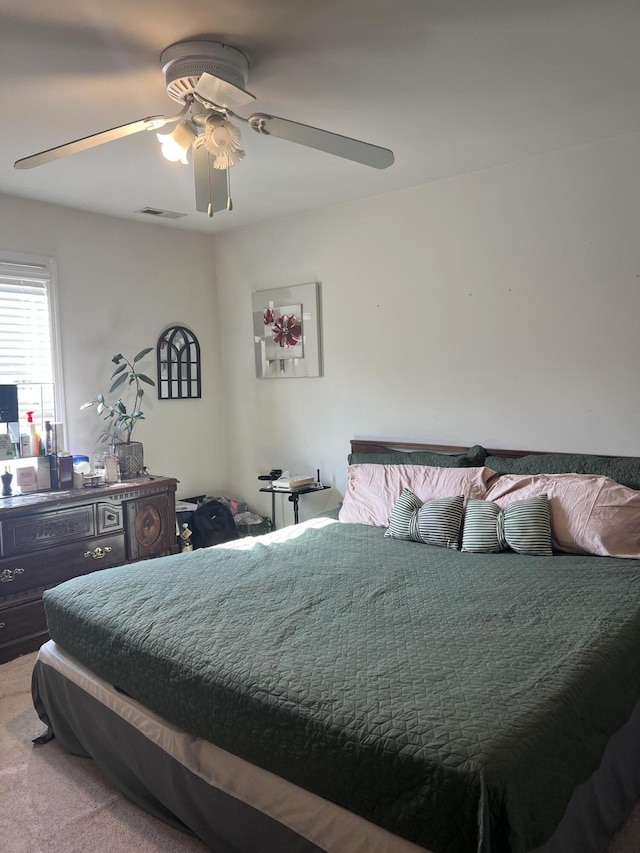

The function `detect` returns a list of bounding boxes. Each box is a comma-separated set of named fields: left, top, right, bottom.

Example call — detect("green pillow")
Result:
left=484, top=452, right=640, bottom=490
left=349, top=444, right=486, bottom=468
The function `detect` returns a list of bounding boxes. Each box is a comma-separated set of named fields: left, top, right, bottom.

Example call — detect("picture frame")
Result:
left=252, top=282, right=322, bottom=379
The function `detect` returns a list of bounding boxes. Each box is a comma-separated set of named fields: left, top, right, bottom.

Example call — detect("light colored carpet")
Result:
left=2, top=650, right=640, bottom=852
left=1, top=652, right=206, bottom=852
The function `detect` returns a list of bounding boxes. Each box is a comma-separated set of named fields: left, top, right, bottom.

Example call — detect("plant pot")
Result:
left=113, top=441, right=144, bottom=480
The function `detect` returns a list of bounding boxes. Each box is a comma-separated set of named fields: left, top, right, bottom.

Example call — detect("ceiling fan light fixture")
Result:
left=210, top=149, right=245, bottom=170
left=201, top=116, right=245, bottom=169
left=157, top=122, right=196, bottom=164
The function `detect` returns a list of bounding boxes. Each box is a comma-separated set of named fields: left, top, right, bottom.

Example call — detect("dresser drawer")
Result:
left=96, top=501, right=124, bottom=534
left=0, top=597, right=47, bottom=643
left=1, top=504, right=95, bottom=556
left=0, top=532, right=127, bottom=597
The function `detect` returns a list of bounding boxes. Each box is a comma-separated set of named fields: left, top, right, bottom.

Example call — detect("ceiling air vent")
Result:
left=137, top=207, right=186, bottom=219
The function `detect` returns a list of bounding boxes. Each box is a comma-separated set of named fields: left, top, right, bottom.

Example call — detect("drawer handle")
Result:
left=0, top=622, right=5, bottom=629
left=1, top=567, right=24, bottom=583
left=84, top=546, right=113, bottom=560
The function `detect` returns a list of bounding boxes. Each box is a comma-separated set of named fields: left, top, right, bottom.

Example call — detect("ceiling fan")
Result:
left=14, top=40, right=395, bottom=217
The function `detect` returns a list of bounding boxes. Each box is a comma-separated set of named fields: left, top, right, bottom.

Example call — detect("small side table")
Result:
left=259, top=485, right=330, bottom=530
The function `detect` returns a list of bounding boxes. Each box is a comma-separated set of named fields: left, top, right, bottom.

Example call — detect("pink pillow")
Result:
left=486, top=473, right=640, bottom=558
left=338, top=464, right=494, bottom=527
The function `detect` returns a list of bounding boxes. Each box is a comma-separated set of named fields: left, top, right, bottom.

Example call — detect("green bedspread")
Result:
left=43, top=518, right=640, bottom=853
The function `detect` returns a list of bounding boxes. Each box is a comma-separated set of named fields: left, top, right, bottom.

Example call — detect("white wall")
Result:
left=213, top=131, right=640, bottom=525
left=3, top=131, right=639, bottom=523
left=0, top=195, right=224, bottom=499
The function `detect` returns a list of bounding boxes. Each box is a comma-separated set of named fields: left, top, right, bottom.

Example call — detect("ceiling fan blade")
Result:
left=14, top=115, right=175, bottom=170
left=248, top=113, right=394, bottom=169
left=194, top=72, right=255, bottom=110
left=193, top=144, right=229, bottom=215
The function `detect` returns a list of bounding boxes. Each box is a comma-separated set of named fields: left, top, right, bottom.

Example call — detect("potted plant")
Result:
left=81, top=348, right=155, bottom=479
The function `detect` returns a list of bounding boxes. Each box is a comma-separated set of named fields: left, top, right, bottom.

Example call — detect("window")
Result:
left=0, top=252, right=64, bottom=431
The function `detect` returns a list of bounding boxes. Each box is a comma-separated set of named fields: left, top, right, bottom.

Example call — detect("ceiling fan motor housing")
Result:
left=161, top=40, right=250, bottom=104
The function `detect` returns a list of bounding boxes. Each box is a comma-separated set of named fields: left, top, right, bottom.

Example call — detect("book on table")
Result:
left=271, top=474, right=315, bottom=490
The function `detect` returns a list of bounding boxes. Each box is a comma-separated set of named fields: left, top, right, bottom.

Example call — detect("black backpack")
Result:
left=190, top=500, right=240, bottom=549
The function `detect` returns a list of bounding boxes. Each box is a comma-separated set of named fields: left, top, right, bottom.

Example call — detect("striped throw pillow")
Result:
left=462, top=495, right=552, bottom=556
left=385, top=489, right=465, bottom=550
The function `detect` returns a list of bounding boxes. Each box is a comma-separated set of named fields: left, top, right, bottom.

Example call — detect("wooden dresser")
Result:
left=0, top=476, right=179, bottom=663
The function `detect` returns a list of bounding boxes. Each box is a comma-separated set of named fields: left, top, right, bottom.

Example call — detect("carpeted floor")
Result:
left=2, top=650, right=640, bottom=852
left=1, top=651, right=207, bottom=852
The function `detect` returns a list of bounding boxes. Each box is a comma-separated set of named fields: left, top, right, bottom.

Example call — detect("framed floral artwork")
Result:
left=252, top=282, right=322, bottom=378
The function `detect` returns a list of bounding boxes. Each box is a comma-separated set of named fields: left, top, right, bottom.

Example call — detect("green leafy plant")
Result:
left=81, top=348, right=155, bottom=445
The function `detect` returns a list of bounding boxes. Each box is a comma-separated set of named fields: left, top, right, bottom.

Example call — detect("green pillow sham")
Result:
left=484, top=452, right=640, bottom=490
left=349, top=444, right=486, bottom=468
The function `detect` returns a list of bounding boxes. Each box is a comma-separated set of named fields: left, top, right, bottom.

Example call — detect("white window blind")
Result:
left=0, top=255, right=61, bottom=427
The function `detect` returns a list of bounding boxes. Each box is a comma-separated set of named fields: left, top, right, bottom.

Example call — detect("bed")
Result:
left=31, top=439, right=640, bottom=853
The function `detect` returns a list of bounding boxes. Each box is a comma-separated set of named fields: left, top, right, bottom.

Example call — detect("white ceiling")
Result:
left=1, top=0, right=639, bottom=234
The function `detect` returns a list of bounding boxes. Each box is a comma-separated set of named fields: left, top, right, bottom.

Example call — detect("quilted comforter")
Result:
left=43, top=518, right=640, bottom=853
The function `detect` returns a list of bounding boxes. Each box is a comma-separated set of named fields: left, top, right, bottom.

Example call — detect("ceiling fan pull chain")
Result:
left=207, top=162, right=214, bottom=217
left=226, top=169, right=233, bottom=211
